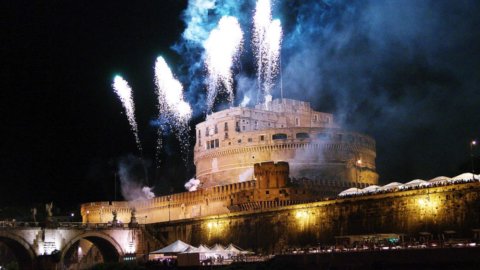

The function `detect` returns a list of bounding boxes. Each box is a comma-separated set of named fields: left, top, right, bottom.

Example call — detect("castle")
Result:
left=194, top=98, right=378, bottom=190
left=82, top=99, right=379, bottom=224
left=80, top=99, right=480, bottom=253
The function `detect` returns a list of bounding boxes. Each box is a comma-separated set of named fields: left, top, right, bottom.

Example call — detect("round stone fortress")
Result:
left=195, top=98, right=378, bottom=193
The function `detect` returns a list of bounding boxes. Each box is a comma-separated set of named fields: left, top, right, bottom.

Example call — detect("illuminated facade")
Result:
left=194, top=98, right=378, bottom=192
left=82, top=99, right=380, bottom=224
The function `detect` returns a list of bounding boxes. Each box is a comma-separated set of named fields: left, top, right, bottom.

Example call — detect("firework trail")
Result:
left=253, top=0, right=283, bottom=107
left=204, top=16, right=244, bottom=113
left=112, top=76, right=143, bottom=154
left=154, top=56, right=192, bottom=164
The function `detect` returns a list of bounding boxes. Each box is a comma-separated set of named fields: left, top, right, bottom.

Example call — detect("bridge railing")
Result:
left=0, top=221, right=40, bottom=228
left=0, top=221, right=140, bottom=230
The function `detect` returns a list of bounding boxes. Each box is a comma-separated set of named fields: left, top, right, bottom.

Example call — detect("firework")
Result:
left=112, top=75, right=143, bottom=154
left=264, top=19, right=282, bottom=97
left=154, top=57, right=192, bottom=122
left=204, top=16, right=244, bottom=113
left=253, top=0, right=283, bottom=106
left=154, top=56, right=192, bottom=163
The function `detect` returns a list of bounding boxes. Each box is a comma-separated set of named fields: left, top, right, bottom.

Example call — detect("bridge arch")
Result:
left=0, top=231, right=36, bottom=270
left=61, top=231, right=125, bottom=266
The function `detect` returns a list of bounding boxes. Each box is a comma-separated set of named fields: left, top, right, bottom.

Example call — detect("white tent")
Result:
left=400, top=179, right=428, bottom=189
left=150, top=240, right=192, bottom=255
left=428, top=176, right=450, bottom=184
left=197, top=244, right=212, bottom=253
left=338, top=187, right=361, bottom=196
left=451, top=173, right=479, bottom=181
left=380, top=182, right=402, bottom=191
left=361, top=185, right=380, bottom=193
left=225, top=244, right=243, bottom=253
left=211, top=244, right=225, bottom=252
left=183, top=246, right=199, bottom=253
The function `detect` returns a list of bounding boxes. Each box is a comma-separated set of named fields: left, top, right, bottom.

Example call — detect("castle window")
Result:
left=260, top=135, right=265, bottom=141
left=314, top=115, right=318, bottom=122
left=238, top=139, right=242, bottom=143
left=214, top=125, right=218, bottom=134
left=266, top=191, right=270, bottom=195
left=255, top=121, right=258, bottom=130
left=296, top=132, right=309, bottom=139
left=198, top=139, right=202, bottom=146
left=236, top=121, right=240, bottom=132
left=272, top=133, right=287, bottom=140
left=205, top=127, right=209, bottom=136
left=207, top=142, right=210, bottom=149
left=210, top=140, right=215, bottom=149
left=215, top=139, right=219, bottom=148
left=295, top=118, right=300, bottom=126
left=224, top=122, right=228, bottom=131
left=224, top=132, right=228, bottom=139
left=248, top=138, right=252, bottom=142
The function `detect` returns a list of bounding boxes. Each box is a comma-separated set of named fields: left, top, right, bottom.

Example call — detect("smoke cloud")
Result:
left=172, top=0, right=480, bottom=181
left=184, top=177, right=201, bottom=191
left=118, top=155, right=155, bottom=201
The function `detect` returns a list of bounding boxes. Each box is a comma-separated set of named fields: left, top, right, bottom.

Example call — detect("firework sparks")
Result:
left=154, top=56, right=192, bottom=163
left=112, top=75, right=143, bottom=154
left=204, top=15, right=244, bottom=113
left=253, top=0, right=283, bottom=106
left=154, top=57, right=192, bottom=122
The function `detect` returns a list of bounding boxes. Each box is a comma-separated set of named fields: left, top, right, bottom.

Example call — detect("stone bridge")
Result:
left=0, top=222, right=149, bottom=270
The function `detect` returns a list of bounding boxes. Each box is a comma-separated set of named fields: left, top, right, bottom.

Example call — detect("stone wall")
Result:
left=147, top=181, right=480, bottom=253
left=81, top=162, right=318, bottom=224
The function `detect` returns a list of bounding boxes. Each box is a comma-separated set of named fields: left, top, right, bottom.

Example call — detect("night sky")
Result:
left=1, top=0, right=479, bottom=212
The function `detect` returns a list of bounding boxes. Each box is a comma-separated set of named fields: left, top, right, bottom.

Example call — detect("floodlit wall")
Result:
left=147, top=181, right=480, bottom=253
left=81, top=162, right=318, bottom=224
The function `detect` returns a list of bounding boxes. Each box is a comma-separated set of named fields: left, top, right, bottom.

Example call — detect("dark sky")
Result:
left=1, top=0, right=479, bottom=211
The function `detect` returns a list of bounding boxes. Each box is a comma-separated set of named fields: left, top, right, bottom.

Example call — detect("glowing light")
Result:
left=295, top=210, right=309, bottom=220
left=206, top=220, right=224, bottom=232
left=126, top=242, right=136, bottom=254
left=154, top=57, right=192, bottom=121
left=112, top=76, right=143, bottom=154
left=417, top=197, right=439, bottom=211
left=154, top=57, right=192, bottom=163
left=204, top=16, right=244, bottom=112
left=472, top=140, right=477, bottom=146
left=253, top=0, right=283, bottom=106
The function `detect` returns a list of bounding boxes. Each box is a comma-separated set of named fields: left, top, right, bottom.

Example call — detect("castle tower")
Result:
left=254, top=161, right=289, bottom=189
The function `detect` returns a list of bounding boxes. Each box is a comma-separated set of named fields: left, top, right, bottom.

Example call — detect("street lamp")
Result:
left=471, top=140, right=477, bottom=174
left=356, top=159, right=362, bottom=187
